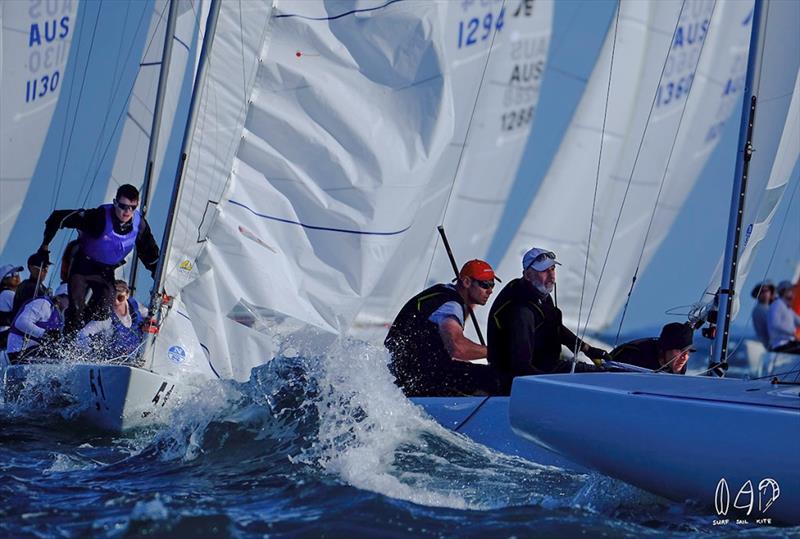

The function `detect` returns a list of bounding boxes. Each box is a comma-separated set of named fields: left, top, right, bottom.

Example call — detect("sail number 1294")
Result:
left=457, top=8, right=505, bottom=48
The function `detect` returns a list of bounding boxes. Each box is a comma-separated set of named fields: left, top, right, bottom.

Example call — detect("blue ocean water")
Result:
left=1, top=344, right=796, bottom=538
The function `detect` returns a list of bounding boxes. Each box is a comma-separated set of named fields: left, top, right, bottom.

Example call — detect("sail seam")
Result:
left=274, top=0, right=404, bottom=21
left=228, top=199, right=411, bottom=236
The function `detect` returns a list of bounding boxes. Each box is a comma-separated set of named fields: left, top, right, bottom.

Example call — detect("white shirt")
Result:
left=0, top=289, right=14, bottom=331
left=767, top=297, right=800, bottom=349
left=77, top=310, right=132, bottom=346
left=6, top=298, right=56, bottom=353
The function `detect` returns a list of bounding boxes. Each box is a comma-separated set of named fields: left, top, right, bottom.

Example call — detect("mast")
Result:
left=129, top=0, right=180, bottom=292
left=149, top=0, right=221, bottom=317
left=712, top=0, right=768, bottom=370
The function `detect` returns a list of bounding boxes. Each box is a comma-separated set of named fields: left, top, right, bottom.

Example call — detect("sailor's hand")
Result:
left=584, top=346, right=609, bottom=366
left=41, top=328, right=62, bottom=344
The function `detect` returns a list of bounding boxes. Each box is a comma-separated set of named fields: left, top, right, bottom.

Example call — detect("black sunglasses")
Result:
left=474, top=279, right=495, bottom=290
left=115, top=200, right=138, bottom=212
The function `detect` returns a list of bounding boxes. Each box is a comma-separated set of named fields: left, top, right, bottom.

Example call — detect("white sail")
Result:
left=103, top=0, right=205, bottom=205
left=493, top=0, right=752, bottom=334
left=701, top=0, right=800, bottom=318
left=0, top=0, right=80, bottom=251
left=428, top=0, right=554, bottom=285
left=354, top=0, right=552, bottom=336
left=147, top=0, right=493, bottom=379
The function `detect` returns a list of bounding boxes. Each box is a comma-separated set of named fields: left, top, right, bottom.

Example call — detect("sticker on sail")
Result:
left=238, top=225, right=278, bottom=253
left=178, top=260, right=193, bottom=273
left=167, top=345, right=186, bottom=364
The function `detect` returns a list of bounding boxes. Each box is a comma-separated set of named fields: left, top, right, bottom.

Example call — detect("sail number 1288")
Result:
left=457, top=8, right=505, bottom=48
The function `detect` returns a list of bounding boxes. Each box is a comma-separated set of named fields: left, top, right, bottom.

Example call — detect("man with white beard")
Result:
left=487, top=248, right=607, bottom=394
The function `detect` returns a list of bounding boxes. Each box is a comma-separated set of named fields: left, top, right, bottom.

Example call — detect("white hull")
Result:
left=412, top=396, right=584, bottom=471
left=1, top=362, right=191, bottom=433
left=509, top=373, right=800, bottom=524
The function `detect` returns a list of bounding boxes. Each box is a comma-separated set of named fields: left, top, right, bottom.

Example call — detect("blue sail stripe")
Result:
left=228, top=199, right=411, bottom=236
left=274, top=0, right=404, bottom=21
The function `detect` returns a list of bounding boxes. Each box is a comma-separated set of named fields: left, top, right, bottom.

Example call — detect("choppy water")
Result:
left=1, top=340, right=796, bottom=538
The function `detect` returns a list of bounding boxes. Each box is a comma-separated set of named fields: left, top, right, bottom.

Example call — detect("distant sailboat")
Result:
left=509, top=0, right=800, bottom=524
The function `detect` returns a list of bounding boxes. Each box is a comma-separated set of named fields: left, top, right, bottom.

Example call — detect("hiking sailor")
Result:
left=385, top=259, right=500, bottom=396
left=0, top=264, right=24, bottom=350
left=609, top=322, right=695, bottom=374
left=11, top=251, right=52, bottom=319
left=76, top=280, right=144, bottom=360
left=750, top=280, right=776, bottom=348
left=36, top=184, right=160, bottom=335
left=488, top=248, right=607, bottom=394
left=6, top=283, right=69, bottom=364
left=767, top=280, right=800, bottom=353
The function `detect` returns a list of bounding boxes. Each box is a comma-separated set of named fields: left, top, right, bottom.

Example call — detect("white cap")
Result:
left=0, top=264, right=24, bottom=280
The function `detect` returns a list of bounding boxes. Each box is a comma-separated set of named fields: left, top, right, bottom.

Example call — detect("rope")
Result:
left=570, top=4, right=622, bottom=365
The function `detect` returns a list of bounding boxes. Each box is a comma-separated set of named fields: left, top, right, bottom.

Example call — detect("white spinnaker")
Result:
left=0, top=0, right=80, bottom=251
left=493, top=0, right=751, bottom=334
left=701, top=1, right=800, bottom=319
left=148, top=0, right=482, bottom=380
left=353, top=0, right=551, bottom=337
left=103, top=0, right=205, bottom=204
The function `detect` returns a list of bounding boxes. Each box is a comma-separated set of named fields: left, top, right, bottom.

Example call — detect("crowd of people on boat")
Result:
left=385, top=247, right=701, bottom=397
left=750, top=279, right=800, bottom=353
left=0, top=184, right=158, bottom=365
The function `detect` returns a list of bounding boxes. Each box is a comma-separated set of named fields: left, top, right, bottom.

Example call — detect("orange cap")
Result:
left=458, top=259, right=501, bottom=282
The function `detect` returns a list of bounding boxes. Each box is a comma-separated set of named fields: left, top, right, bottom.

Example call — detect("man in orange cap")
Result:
left=385, top=259, right=500, bottom=396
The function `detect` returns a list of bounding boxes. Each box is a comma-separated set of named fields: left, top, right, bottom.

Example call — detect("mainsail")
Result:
left=493, top=0, right=753, bottom=335
left=0, top=0, right=80, bottom=252
left=144, top=0, right=509, bottom=380
left=354, top=0, right=553, bottom=335
left=699, top=0, right=800, bottom=320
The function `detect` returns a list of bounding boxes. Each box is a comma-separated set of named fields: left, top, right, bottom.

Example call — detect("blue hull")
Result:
left=412, top=396, right=585, bottom=471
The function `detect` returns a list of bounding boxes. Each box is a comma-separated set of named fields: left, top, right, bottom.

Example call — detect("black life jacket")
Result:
left=384, top=284, right=466, bottom=394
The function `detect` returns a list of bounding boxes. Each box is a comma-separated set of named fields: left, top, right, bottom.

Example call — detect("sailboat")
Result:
left=508, top=0, right=800, bottom=525
left=3, top=0, right=557, bottom=437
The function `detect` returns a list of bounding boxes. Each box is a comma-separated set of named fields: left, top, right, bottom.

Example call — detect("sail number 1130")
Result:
left=457, top=8, right=505, bottom=48
left=26, top=70, right=60, bottom=102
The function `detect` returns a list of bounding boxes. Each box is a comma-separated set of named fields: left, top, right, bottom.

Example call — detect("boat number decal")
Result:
left=151, top=382, right=176, bottom=409
left=152, top=382, right=168, bottom=405
left=714, top=477, right=780, bottom=525
left=168, top=345, right=186, bottom=364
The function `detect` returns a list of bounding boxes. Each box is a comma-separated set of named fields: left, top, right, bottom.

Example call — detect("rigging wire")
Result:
left=570, top=2, right=622, bottom=361
left=424, top=0, right=508, bottom=284
left=610, top=0, right=719, bottom=345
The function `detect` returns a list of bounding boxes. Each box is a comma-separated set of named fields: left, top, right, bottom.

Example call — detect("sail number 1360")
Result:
left=457, top=8, right=505, bottom=48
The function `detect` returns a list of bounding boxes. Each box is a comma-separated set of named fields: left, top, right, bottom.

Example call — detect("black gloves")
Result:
left=584, top=345, right=609, bottom=367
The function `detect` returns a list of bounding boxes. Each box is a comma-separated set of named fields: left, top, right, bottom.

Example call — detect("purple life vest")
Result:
left=79, top=204, right=141, bottom=266
left=9, top=297, right=64, bottom=341
left=107, top=299, right=144, bottom=356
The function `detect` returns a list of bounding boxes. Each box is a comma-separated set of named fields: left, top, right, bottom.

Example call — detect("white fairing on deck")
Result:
left=0, top=0, right=80, bottom=251
left=493, top=0, right=752, bottom=334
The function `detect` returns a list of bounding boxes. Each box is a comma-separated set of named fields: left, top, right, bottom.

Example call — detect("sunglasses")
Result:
left=473, top=279, right=495, bottom=290
left=115, top=200, right=138, bottom=212
left=526, top=250, right=556, bottom=270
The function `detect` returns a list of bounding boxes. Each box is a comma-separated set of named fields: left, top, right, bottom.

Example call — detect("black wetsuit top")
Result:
left=385, top=284, right=497, bottom=396
left=610, top=337, right=687, bottom=374
left=488, top=278, right=598, bottom=393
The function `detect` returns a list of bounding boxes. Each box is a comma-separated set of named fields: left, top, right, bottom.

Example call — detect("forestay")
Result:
left=0, top=0, right=80, bottom=252
left=145, top=0, right=493, bottom=380
left=493, top=0, right=752, bottom=335
left=699, top=0, right=800, bottom=320
left=354, top=0, right=553, bottom=336
left=103, top=0, right=205, bottom=209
